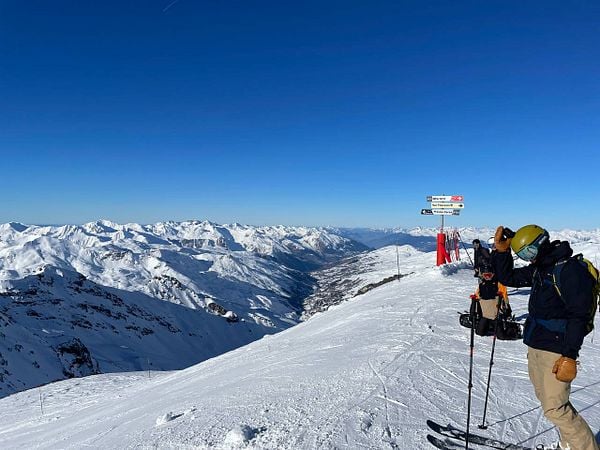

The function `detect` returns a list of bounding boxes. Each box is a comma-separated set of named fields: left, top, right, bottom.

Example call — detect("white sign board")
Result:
left=427, top=195, right=464, bottom=202
left=421, top=209, right=460, bottom=216
left=430, top=202, right=464, bottom=209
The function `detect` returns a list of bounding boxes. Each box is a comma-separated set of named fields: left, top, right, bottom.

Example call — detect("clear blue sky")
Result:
left=1, top=1, right=599, bottom=229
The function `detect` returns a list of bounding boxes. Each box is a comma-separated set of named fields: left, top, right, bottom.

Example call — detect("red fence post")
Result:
left=437, top=233, right=446, bottom=266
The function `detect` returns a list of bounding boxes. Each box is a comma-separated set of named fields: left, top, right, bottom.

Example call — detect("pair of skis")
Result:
left=426, top=420, right=536, bottom=450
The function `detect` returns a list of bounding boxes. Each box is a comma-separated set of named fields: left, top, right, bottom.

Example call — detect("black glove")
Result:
left=494, top=226, right=513, bottom=252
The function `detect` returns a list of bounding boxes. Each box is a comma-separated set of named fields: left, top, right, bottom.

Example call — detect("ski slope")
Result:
left=0, top=220, right=367, bottom=397
left=1, top=243, right=599, bottom=449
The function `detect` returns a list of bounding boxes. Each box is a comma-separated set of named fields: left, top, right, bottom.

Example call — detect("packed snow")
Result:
left=0, top=230, right=599, bottom=449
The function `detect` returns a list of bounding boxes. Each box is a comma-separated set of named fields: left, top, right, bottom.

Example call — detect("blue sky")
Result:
left=1, top=1, right=599, bottom=229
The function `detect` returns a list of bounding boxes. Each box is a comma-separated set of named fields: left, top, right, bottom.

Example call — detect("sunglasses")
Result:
left=516, top=244, right=539, bottom=261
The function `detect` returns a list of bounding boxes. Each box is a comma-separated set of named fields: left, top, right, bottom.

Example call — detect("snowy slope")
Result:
left=0, top=266, right=271, bottom=398
left=0, top=221, right=366, bottom=397
left=302, top=245, right=423, bottom=318
left=1, top=237, right=598, bottom=449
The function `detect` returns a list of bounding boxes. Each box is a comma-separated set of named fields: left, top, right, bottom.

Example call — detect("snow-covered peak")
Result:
left=0, top=222, right=29, bottom=233
left=82, top=219, right=122, bottom=234
left=0, top=220, right=367, bottom=397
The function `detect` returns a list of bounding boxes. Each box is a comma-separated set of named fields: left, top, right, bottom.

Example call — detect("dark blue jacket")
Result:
left=474, top=246, right=491, bottom=272
left=491, top=241, right=593, bottom=359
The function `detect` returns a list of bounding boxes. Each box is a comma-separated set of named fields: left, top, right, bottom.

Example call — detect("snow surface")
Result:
left=1, top=236, right=599, bottom=449
left=0, top=221, right=365, bottom=397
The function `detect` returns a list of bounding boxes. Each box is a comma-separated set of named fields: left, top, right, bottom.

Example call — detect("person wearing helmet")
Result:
left=470, top=262, right=511, bottom=337
left=492, top=225, right=597, bottom=450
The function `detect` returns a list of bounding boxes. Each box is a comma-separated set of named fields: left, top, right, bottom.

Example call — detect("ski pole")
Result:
left=479, top=296, right=503, bottom=430
left=466, top=296, right=477, bottom=449
left=459, top=237, right=474, bottom=267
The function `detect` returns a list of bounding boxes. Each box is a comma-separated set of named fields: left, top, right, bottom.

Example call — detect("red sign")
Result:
left=427, top=195, right=465, bottom=202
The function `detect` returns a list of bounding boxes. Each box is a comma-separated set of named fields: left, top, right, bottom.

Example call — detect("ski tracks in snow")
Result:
left=368, top=360, right=393, bottom=441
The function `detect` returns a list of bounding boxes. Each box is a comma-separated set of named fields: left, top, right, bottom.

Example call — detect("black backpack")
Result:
left=551, top=254, right=600, bottom=335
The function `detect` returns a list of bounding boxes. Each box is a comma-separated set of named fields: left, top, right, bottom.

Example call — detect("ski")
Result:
left=427, top=434, right=465, bottom=449
left=427, top=420, right=533, bottom=450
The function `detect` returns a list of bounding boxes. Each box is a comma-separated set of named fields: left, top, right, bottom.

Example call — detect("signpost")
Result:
left=421, top=209, right=460, bottom=216
left=421, top=195, right=465, bottom=265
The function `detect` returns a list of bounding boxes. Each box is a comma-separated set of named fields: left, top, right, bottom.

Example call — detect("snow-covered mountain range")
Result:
left=1, top=229, right=598, bottom=449
left=0, top=220, right=367, bottom=397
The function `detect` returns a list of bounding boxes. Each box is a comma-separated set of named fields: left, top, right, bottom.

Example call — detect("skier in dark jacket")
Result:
left=469, top=261, right=511, bottom=337
left=472, top=239, right=491, bottom=278
left=492, top=225, right=597, bottom=450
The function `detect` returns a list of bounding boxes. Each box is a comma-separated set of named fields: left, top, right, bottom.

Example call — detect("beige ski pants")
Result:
left=527, top=347, right=599, bottom=450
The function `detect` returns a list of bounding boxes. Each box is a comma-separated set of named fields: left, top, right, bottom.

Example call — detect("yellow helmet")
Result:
left=510, top=224, right=549, bottom=261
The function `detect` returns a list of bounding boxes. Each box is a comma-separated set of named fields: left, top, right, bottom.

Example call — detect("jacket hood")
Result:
left=535, top=240, right=573, bottom=267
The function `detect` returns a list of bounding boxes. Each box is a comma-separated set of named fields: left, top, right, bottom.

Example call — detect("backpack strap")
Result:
left=551, top=258, right=570, bottom=301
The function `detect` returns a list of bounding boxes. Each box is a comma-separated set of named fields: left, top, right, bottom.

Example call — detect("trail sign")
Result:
left=430, top=202, right=465, bottom=209
left=422, top=194, right=464, bottom=266
left=433, top=209, right=460, bottom=215
left=427, top=195, right=464, bottom=202
left=421, top=209, right=460, bottom=216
